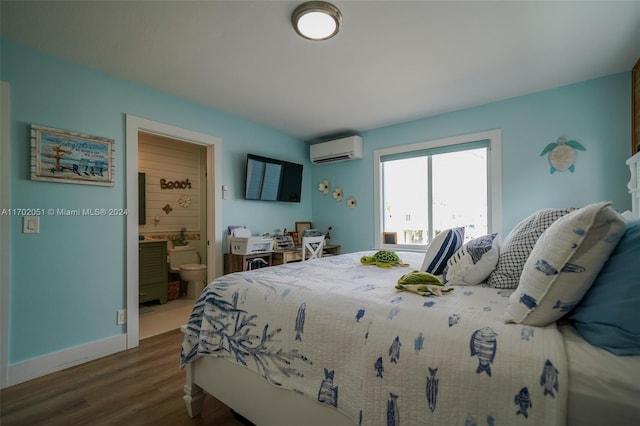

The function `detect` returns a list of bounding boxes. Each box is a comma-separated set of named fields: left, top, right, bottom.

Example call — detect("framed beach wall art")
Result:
left=31, top=124, right=115, bottom=186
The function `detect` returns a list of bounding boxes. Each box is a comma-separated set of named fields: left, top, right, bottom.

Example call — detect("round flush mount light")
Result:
left=292, top=1, right=342, bottom=41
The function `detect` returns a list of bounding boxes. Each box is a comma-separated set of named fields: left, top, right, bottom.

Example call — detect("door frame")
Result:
left=125, top=115, right=223, bottom=348
left=1, top=81, right=11, bottom=388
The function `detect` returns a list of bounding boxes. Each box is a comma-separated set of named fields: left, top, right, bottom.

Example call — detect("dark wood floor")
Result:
left=0, top=329, right=245, bottom=426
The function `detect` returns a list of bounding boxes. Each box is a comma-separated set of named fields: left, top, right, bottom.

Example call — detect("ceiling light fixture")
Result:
left=292, top=1, right=342, bottom=41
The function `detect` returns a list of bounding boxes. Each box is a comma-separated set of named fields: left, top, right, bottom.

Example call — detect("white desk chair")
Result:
left=302, top=236, right=325, bottom=261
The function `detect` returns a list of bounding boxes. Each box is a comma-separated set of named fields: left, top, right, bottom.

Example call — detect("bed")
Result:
left=180, top=154, right=640, bottom=426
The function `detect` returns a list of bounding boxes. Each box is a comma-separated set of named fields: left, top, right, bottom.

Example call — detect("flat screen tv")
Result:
left=245, top=154, right=303, bottom=202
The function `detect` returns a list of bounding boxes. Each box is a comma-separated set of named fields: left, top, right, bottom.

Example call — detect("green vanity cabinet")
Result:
left=139, top=241, right=168, bottom=304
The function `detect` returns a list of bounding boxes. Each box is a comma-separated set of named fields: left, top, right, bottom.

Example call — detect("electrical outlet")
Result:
left=117, top=309, right=127, bottom=325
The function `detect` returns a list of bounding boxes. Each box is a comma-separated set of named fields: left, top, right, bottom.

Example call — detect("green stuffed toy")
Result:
left=395, top=270, right=454, bottom=296
left=360, top=250, right=409, bottom=268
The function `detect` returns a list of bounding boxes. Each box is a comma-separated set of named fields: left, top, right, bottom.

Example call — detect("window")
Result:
left=374, top=130, right=502, bottom=250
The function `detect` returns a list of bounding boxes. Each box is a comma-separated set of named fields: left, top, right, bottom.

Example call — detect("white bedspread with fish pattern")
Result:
left=181, top=251, right=567, bottom=425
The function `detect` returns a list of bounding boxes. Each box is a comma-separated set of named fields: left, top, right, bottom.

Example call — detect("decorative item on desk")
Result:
left=303, top=228, right=323, bottom=237
left=228, top=225, right=246, bottom=235
left=276, top=234, right=294, bottom=249
left=325, top=226, right=332, bottom=240
left=288, top=231, right=300, bottom=246
left=295, top=221, right=312, bottom=238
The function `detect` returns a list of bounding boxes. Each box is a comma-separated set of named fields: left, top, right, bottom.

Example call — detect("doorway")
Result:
left=138, top=133, right=207, bottom=339
left=125, top=115, right=223, bottom=348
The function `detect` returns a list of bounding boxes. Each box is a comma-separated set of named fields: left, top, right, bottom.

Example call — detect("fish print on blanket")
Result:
left=540, top=359, right=560, bottom=398
left=354, top=283, right=376, bottom=292
left=423, top=301, right=436, bottom=308
left=387, top=393, right=399, bottom=426
left=388, top=306, right=401, bottom=320
left=356, top=308, right=365, bottom=322
left=521, top=327, right=535, bottom=341
left=464, top=415, right=477, bottom=426
left=497, top=290, right=511, bottom=298
left=426, top=367, right=439, bottom=412
left=514, top=387, right=532, bottom=418
left=388, top=296, right=402, bottom=319
left=295, top=302, right=306, bottom=341
left=180, top=289, right=312, bottom=386
left=375, top=357, right=385, bottom=378
left=448, top=313, right=461, bottom=327
left=414, top=333, right=424, bottom=352
left=470, top=327, right=498, bottom=376
left=389, top=336, right=401, bottom=363
left=318, top=368, right=339, bottom=407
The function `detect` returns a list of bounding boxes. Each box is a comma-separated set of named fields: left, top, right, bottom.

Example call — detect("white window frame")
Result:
left=373, top=129, right=502, bottom=251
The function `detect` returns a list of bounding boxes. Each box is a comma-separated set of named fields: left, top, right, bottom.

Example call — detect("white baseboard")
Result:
left=6, top=333, right=127, bottom=387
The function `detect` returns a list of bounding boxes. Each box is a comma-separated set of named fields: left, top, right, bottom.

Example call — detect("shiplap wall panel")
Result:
left=138, top=134, right=203, bottom=235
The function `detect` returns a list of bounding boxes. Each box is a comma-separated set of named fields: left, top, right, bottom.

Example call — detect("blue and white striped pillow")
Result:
left=421, top=227, right=465, bottom=275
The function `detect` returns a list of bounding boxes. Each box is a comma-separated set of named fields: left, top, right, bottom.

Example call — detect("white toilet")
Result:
left=167, top=245, right=207, bottom=299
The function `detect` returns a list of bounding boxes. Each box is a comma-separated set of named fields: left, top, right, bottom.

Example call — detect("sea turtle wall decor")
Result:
left=540, top=137, right=586, bottom=174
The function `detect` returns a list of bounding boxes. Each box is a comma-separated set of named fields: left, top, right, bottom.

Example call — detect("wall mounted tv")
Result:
left=245, top=154, right=303, bottom=202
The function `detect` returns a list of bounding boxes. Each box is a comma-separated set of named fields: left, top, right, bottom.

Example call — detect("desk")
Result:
left=224, top=252, right=273, bottom=274
left=272, top=244, right=341, bottom=265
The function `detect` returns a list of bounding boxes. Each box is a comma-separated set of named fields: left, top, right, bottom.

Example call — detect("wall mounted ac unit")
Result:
left=310, top=136, right=363, bottom=164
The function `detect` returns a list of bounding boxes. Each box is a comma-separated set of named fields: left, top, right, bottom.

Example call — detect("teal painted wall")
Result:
left=2, top=39, right=632, bottom=365
left=311, top=73, right=631, bottom=253
left=2, top=40, right=311, bottom=363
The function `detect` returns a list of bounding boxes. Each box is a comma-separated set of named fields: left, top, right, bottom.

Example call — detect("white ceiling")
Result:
left=1, top=1, right=639, bottom=141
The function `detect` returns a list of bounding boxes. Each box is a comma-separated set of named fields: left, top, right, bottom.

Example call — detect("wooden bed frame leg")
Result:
left=183, top=382, right=206, bottom=417
left=184, top=363, right=206, bottom=417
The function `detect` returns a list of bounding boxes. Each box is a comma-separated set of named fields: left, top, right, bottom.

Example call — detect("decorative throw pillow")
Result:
left=504, top=202, right=626, bottom=326
left=420, top=227, right=465, bottom=275
left=443, top=233, right=499, bottom=285
left=569, top=220, right=640, bottom=355
left=487, top=207, right=575, bottom=289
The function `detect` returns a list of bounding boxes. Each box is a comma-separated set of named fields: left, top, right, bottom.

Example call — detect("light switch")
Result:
left=23, top=216, right=39, bottom=234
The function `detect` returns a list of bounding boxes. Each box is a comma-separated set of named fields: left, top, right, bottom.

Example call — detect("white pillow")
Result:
left=444, top=233, right=499, bottom=285
left=420, top=227, right=465, bottom=275
left=504, top=201, right=626, bottom=326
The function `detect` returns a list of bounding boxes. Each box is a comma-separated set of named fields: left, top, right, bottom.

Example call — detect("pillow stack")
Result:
left=504, top=201, right=626, bottom=326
